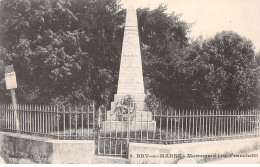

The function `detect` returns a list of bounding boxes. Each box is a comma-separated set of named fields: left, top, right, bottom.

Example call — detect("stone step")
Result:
left=111, top=101, right=149, bottom=111
left=101, top=120, right=156, bottom=133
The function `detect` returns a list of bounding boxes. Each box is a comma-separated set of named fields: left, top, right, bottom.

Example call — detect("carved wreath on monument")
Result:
left=114, top=95, right=136, bottom=120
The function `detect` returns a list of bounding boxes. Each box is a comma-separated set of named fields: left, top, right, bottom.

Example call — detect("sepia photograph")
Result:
left=0, top=0, right=260, bottom=164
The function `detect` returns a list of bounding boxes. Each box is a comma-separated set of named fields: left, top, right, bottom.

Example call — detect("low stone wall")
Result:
left=1, top=131, right=259, bottom=164
left=0, top=132, right=95, bottom=164
left=129, top=137, right=260, bottom=164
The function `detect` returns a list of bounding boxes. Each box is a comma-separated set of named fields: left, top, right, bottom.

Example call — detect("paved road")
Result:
left=208, top=149, right=260, bottom=164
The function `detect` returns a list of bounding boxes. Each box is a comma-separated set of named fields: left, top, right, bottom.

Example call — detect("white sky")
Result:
left=122, top=0, right=260, bottom=52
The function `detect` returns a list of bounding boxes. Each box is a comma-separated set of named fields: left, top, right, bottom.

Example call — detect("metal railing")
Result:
left=1, top=103, right=259, bottom=158
left=151, top=109, right=260, bottom=143
left=97, top=107, right=260, bottom=157
left=0, top=104, right=95, bottom=140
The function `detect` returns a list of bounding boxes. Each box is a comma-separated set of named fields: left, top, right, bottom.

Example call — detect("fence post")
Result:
left=127, top=107, right=130, bottom=140
left=98, top=106, right=102, bottom=128
left=56, top=106, right=59, bottom=139
left=97, top=105, right=101, bottom=156
left=127, top=106, right=130, bottom=159
left=92, top=101, right=96, bottom=135
left=11, top=89, right=20, bottom=131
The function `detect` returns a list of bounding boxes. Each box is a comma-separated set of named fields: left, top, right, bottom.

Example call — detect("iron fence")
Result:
left=97, top=107, right=260, bottom=157
left=0, top=103, right=260, bottom=158
left=0, top=103, right=95, bottom=140
left=152, top=109, right=260, bottom=143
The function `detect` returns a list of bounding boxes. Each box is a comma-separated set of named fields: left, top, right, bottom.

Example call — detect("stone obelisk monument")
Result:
left=103, top=3, right=156, bottom=132
left=117, top=8, right=144, bottom=95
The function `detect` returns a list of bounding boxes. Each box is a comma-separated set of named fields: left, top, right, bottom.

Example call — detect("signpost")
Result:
left=4, top=65, right=20, bottom=131
left=5, top=71, right=17, bottom=89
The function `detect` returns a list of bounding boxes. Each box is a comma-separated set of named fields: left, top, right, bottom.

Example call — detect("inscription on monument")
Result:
left=117, top=9, right=144, bottom=94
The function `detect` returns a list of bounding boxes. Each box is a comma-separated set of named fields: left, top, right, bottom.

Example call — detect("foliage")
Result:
left=199, top=31, right=259, bottom=109
left=137, top=5, right=192, bottom=108
left=0, top=0, right=259, bottom=110
left=0, top=0, right=124, bottom=106
left=143, top=30, right=259, bottom=110
left=137, top=6, right=259, bottom=110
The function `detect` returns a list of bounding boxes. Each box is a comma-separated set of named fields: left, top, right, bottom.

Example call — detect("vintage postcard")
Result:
left=0, top=0, right=259, bottom=164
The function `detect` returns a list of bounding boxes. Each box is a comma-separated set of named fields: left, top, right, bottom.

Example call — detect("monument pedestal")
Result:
left=102, top=93, right=156, bottom=133
left=102, top=120, right=156, bottom=133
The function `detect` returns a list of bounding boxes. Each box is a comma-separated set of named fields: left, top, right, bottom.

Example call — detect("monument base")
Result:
left=106, top=110, right=153, bottom=122
left=102, top=93, right=156, bottom=133
left=101, top=120, right=156, bottom=133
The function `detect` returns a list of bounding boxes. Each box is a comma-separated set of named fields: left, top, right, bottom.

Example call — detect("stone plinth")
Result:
left=106, top=110, right=153, bottom=122
left=106, top=93, right=156, bottom=132
left=114, top=94, right=146, bottom=102
left=111, top=101, right=149, bottom=111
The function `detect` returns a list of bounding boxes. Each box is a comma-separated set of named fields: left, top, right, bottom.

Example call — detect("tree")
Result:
left=139, top=10, right=259, bottom=110
left=1, top=1, right=258, bottom=110
left=137, top=5, right=192, bottom=108
left=0, top=0, right=125, bottom=106
left=200, top=31, right=259, bottom=109
left=256, top=51, right=260, bottom=66
left=169, top=31, right=259, bottom=110
left=255, top=51, right=260, bottom=109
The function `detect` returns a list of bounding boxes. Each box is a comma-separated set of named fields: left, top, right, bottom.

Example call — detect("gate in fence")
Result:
left=95, top=106, right=134, bottom=158
left=95, top=104, right=158, bottom=158
left=0, top=104, right=260, bottom=159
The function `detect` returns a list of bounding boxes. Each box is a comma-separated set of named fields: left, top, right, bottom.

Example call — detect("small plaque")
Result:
left=5, top=72, right=17, bottom=89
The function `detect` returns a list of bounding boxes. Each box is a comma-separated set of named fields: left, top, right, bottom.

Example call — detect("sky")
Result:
left=121, top=0, right=260, bottom=52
